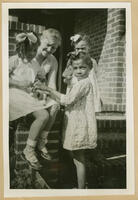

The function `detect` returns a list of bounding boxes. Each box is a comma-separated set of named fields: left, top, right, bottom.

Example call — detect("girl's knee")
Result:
left=41, top=110, right=49, bottom=121
left=33, top=110, right=49, bottom=122
left=49, top=104, right=60, bottom=116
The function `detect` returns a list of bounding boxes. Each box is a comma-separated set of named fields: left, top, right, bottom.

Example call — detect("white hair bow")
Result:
left=16, top=32, right=37, bottom=43
left=70, top=34, right=81, bottom=43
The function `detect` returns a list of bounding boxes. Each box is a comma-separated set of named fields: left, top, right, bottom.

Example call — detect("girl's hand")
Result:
left=33, top=81, right=47, bottom=91
left=33, top=80, right=42, bottom=88
left=35, top=89, right=50, bottom=96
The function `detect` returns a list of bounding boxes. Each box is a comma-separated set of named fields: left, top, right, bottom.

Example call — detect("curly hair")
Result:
left=70, top=54, right=93, bottom=70
left=41, top=28, right=62, bottom=47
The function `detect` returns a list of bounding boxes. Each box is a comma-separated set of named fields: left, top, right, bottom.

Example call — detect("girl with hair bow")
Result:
left=9, top=29, right=62, bottom=170
left=63, top=33, right=102, bottom=113
left=9, top=32, right=51, bottom=170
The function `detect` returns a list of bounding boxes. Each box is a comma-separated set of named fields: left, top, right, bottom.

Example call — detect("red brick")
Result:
left=112, top=21, right=122, bottom=28
left=112, top=10, right=121, bottom=17
left=107, top=29, right=116, bottom=34
left=108, top=18, right=115, bottom=24
left=9, top=37, right=16, bottom=43
left=11, top=21, right=17, bottom=30
left=110, top=53, right=119, bottom=58
left=106, top=38, right=114, bottom=44
left=23, top=23, right=28, bottom=31
left=9, top=44, right=15, bottom=51
left=114, top=57, right=125, bottom=62
left=17, top=22, right=22, bottom=30
left=111, top=31, right=123, bottom=38
left=116, top=25, right=125, bottom=31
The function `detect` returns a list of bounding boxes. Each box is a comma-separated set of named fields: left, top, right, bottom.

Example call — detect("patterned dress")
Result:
left=9, top=55, right=57, bottom=121
left=62, top=57, right=101, bottom=112
left=60, top=77, right=97, bottom=151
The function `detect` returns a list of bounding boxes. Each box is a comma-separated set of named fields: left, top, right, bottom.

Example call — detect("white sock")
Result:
left=26, top=138, right=37, bottom=147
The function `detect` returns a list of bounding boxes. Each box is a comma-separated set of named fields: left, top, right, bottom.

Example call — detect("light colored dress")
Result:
left=60, top=77, right=97, bottom=151
left=9, top=55, right=57, bottom=121
left=62, top=57, right=101, bottom=112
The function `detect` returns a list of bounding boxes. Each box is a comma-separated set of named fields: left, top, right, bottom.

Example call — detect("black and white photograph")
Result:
left=2, top=2, right=134, bottom=197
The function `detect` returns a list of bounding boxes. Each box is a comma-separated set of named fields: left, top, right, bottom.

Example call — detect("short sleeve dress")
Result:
left=9, top=55, right=58, bottom=122
left=60, top=77, right=97, bottom=151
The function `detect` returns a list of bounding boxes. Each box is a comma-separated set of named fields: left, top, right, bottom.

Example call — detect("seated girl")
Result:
left=9, top=32, right=56, bottom=170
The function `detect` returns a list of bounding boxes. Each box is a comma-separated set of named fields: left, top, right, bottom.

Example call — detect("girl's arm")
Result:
left=47, top=88, right=61, bottom=103
left=45, top=79, right=90, bottom=106
left=46, top=56, right=58, bottom=90
left=62, top=60, right=73, bottom=84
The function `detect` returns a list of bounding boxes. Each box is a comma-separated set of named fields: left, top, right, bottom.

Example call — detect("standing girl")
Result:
left=35, top=54, right=97, bottom=188
left=63, top=33, right=101, bottom=112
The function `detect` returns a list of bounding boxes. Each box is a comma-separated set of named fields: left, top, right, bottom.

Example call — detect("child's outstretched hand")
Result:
left=35, top=89, right=50, bottom=96
left=33, top=80, right=46, bottom=91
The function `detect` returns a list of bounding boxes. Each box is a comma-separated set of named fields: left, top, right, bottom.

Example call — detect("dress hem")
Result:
left=63, top=144, right=97, bottom=151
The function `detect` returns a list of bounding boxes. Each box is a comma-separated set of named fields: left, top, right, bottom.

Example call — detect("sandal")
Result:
left=21, top=152, right=42, bottom=170
left=40, top=151, right=52, bottom=161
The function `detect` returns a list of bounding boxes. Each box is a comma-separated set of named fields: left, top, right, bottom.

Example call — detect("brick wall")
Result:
left=74, top=9, right=126, bottom=112
left=9, top=18, right=46, bottom=56
left=9, top=18, right=62, bottom=90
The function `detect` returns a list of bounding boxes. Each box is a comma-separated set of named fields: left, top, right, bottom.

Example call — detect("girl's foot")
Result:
left=37, top=133, right=52, bottom=160
left=21, top=152, right=42, bottom=170
left=39, top=147, right=52, bottom=161
left=22, top=147, right=42, bottom=170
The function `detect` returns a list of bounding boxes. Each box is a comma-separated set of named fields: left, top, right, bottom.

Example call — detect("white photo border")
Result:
left=2, top=2, right=134, bottom=197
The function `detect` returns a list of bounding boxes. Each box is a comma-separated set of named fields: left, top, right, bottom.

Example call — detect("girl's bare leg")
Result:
left=37, top=105, right=60, bottom=160
left=28, top=109, right=49, bottom=141
left=72, top=150, right=86, bottom=189
left=23, top=109, right=49, bottom=168
left=37, top=104, right=60, bottom=149
left=45, top=104, right=60, bottom=132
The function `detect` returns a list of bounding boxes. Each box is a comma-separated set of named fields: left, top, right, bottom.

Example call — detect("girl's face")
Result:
left=74, top=40, right=89, bottom=58
left=73, top=59, right=90, bottom=80
left=37, top=37, right=59, bottom=58
left=25, top=45, right=38, bottom=62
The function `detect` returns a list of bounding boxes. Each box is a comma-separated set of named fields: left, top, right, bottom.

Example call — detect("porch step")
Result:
left=96, top=112, right=126, bottom=133
left=10, top=110, right=126, bottom=189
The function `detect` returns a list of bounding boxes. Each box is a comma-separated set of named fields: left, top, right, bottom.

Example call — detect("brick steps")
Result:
left=97, top=116, right=126, bottom=133
left=10, top=111, right=126, bottom=189
left=57, top=112, right=126, bottom=189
